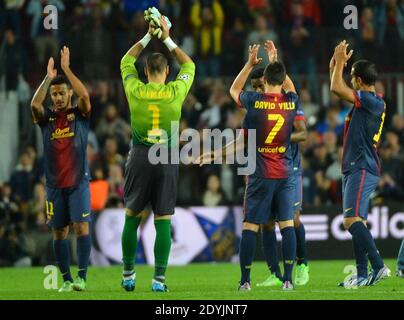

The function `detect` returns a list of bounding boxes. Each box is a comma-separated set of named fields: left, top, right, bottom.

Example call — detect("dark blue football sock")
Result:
left=53, top=239, right=73, bottom=282
left=262, top=229, right=282, bottom=279
left=352, top=233, right=369, bottom=279
left=239, top=230, right=257, bottom=284
left=349, top=222, right=384, bottom=272
left=77, top=234, right=91, bottom=280
left=295, top=223, right=308, bottom=265
left=281, top=226, right=297, bottom=282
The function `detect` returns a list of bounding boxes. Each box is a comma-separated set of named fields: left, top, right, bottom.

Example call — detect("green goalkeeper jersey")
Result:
left=121, top=53, right=195, bottom=147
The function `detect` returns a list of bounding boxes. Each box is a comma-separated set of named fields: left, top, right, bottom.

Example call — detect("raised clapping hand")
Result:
left=60, top=46, right=70, bottom=71
left=47, top=57, right=57, bottom=79
left=334, top=40, right=353, bottom=67
left=264, top=40, right=278, bottom=63
left=247, top=44, right=262, bottom=67
left=159, top=15, right=170, bottom=41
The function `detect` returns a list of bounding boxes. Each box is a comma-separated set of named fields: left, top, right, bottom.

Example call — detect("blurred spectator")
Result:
left=375, top=80, right=396, bottom=126
left=64, top=4, right=87, bottom=75
left=123, top=0, right=158, bottom=16
left=202, top=174, right=228, bottom=206
left=323, top=130, right=338, bottom=156
left=384, top=131, right=404, bottom=160
left=246, top=0, right=270, bottom=12
left=301, top=156, right=316, bottom=205
left=244, top=14, right=282, bottom=66
left=359, top=6, right=377, bottom=64
left=0, top=182, right=20, bottom=224
left=374, top=0, right=404, bottom=70
left=107, top=163, right=124, bottom=200
left=9, top=151, right=36, bottom=203
left=299, top=87, right=319, bottom=123
left=0, top=0, right=24, bottom=36
left=191, top=0, right=224, bottom=77
left=26, top=0, right=65, bottom=67
left=89, top=164, right=109, bottom=212
left=377, top=142, right=404, bottom=201
left=284, top=0, right=322, bottom=26
left=314, top=167, right=341, bottom=205
left=182, top=93, right=204, bottom=129
left=26, top=182, right=46, bottom=230
left=109, top=0, right=129, bottom=72
left=325, top=145, right=343, bottom=182
left=286, top=1, right=318, bottom=101
left=316, top=107, right=344, bottom=136
left=310, top=143, right=333, bottom=173
left=391, top=114, right=404, bottom=145
left=83, top=6, right=111, bottom=80
left=0, top=29, right=23, bottom=92
left=24, top=182, right=50, bottom=265
left=101, top=137, right=125, bottom=169
left=0, top=222, right=31, bottom=267
left=87, top=142, right=102, bottom=173
left=95, top=103, right=131, bottom=151
left=198, top=79, right=232, bottom=129
left=222, top=17, right=247, bottom=74
left=90, top=80, right=114, bottom=129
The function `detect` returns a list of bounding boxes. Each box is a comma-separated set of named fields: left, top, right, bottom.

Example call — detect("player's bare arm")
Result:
left=264, top=40, right=296, bottom=94
left=60, top=46, right=91, bottom=115
left=330, top=40, right=355, bottom=103
left=196, top=130, right=245, bottom=166
left=291, top=120, right=307, bottom=143
left=124, top=23, right=156, bottom=59
left=30, top=57, right=57, bottom=122
left=329, top=52, right=336, bottom=82
left=159, top=15, right=193, bottom=65
left=230, top=44, right=262, bottom=103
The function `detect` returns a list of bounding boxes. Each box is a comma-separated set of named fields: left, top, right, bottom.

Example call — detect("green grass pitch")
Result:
left=0, top=259, right=402, bottom=300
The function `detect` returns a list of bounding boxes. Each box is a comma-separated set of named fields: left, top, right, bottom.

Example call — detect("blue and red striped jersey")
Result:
left=36, top=106, right=90, bottom=188
left=342, top=90, right=385, bottom=176
left=238, top=91, right=300, bottom=179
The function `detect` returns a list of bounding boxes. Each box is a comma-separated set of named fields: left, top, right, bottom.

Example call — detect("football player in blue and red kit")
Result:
left=330, top=40, right=391, bottom=288
left=229, top=43, right=305, bottom=291
left=30, top=46, right=92, bottom=292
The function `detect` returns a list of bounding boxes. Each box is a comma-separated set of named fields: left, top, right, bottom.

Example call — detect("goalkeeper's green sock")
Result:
left=121, top=215, right=141, bottom=274
left=154, top=219, right=172, bottom=283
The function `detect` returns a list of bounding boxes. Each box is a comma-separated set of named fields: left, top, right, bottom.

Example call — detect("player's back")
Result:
left=239, top=91, right=298, bottom=179
left=121, top=53, right=195, bottom=146
left=129, top=81, right=185, bottom=145
left=343, top=90, right=386, bottom=176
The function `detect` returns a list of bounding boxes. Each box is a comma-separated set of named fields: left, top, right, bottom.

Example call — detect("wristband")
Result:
left=163, top=37, right=178, bottom=51
left=139, top=33, right=152, bottom=48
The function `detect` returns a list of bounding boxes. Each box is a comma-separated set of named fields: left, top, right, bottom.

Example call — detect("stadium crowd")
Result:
left=0, top=0, right=403, bottom=266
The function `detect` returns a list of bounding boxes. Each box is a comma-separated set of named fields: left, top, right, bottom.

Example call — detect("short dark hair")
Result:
left=50, top=75, right=70, bottom=87
left=146, top=53, right=168, bottom=75
left=263, top=62, right=286, bottom=86
left=352, top=60, right=377, bottom=85
left=250, top=67, right=265, bottom=80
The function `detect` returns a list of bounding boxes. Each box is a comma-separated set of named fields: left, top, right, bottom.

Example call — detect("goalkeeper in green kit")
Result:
left=120, top=10, right=195, bottom=292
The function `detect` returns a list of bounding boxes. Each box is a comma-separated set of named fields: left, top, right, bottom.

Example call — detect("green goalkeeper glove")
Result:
left=144, top=7, right=172, bottom=39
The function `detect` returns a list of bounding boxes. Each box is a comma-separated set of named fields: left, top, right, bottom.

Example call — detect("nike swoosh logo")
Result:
left=345, top=208, right=352, bottom=212
left=82, top=213, right=91, bottom=217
